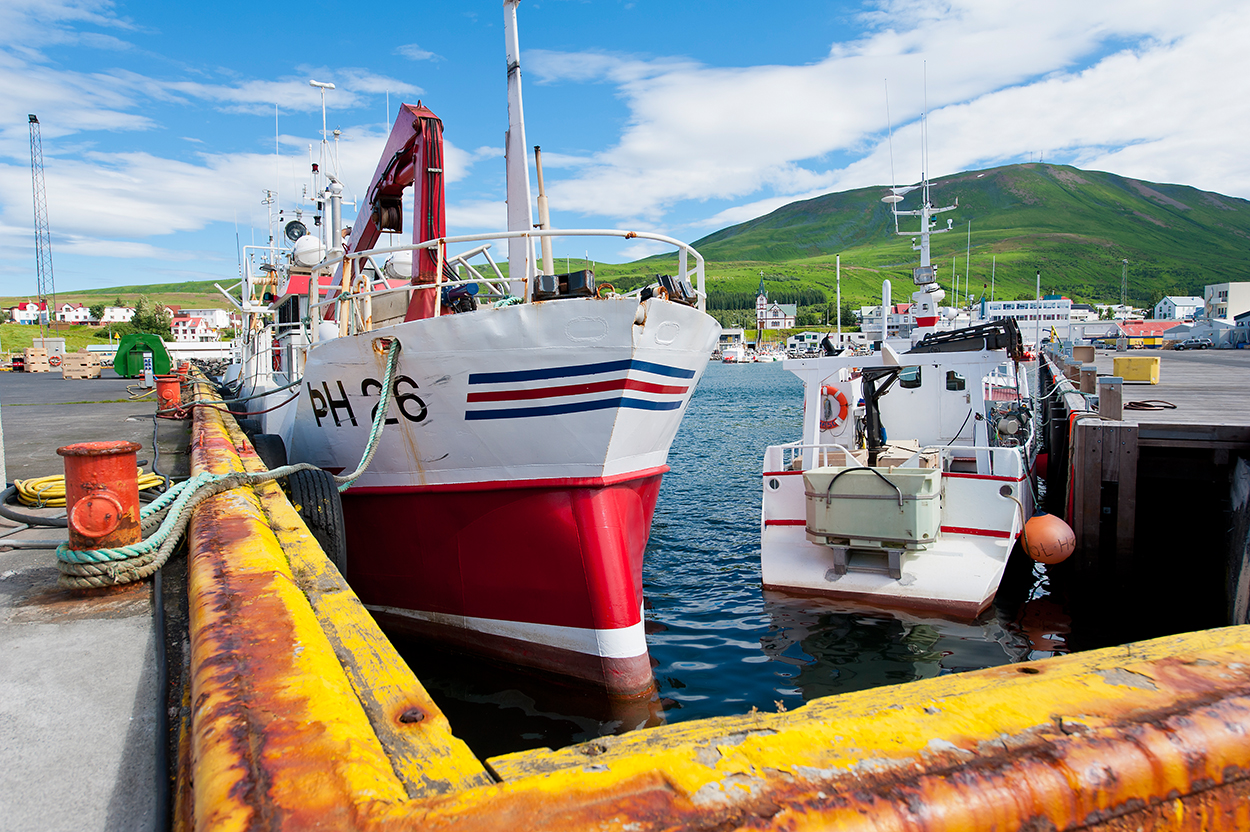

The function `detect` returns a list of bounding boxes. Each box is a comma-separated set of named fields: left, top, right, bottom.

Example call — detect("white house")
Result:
left=859, top=303, right=916, bottom=339
left=10, top=300, right=48, bottom=325
left=1154, top=296, right=1204, bottom=320
left=177, top=308, right=232, bottom=329
left=100, top=306, right=135, bottom=323
left=171, top=316, right=217, bottom=342
left=55, top=302, right=93, bottom=323
left=1204, top=282, right=1250, bottom=322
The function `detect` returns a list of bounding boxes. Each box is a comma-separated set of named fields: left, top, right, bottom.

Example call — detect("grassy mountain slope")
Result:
left=681, top=163, right=1250, bottom=310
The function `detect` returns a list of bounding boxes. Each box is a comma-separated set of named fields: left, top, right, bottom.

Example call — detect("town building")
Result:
left=1203, top=282, right=1250, bottom=322
left=55, top=302, right=93, bottom=323
left=171, top=316, right=217, bottom=342
left=1154, top=296, right=1204, bottom=320
left=755, top=279, right=797, bottom=329
left=9, top=301, right=48, bottom=325
left=973, top=296, right=1073, bottom=341
left=99, top=306, right=136, bottom=323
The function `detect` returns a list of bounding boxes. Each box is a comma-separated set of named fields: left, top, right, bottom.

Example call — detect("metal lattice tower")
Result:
left=28, top=114, right=56, bottom=320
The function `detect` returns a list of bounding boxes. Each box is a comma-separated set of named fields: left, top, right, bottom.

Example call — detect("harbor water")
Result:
left=398, top=360, right=1072, bottom=759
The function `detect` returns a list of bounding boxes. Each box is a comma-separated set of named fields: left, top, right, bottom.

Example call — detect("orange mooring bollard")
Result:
left=56, top=441, right=143, bottom=552
left=177, top=360, right=190, bottom=381
left=155, top=375, right=182, bottom=413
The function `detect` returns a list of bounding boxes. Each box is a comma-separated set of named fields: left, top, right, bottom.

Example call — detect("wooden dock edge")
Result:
left=179, top=373, right=1250, bottom=831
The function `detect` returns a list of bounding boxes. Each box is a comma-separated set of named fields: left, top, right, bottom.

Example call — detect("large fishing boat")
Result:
left=759, top=174, right=1036, bottom=617
left=222, top=1, right=720, bottom=696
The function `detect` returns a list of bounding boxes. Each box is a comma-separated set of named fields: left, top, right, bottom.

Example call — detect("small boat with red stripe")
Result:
left=227, top=2, right=719, bottom=697
left=761, top=169, right=1038, bottom=617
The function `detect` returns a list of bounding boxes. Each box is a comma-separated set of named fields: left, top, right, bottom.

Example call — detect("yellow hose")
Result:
left=14, top=470, right=166, bottom=508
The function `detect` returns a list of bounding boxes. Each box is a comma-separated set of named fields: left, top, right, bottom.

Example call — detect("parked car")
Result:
left=1175, top=337, right=1213, bottom=350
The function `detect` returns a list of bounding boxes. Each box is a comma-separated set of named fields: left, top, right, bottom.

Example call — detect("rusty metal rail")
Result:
left=178, top=377, right=1250, bottom=831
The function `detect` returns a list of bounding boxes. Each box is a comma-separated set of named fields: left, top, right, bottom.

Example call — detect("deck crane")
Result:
left=28, top=114, right=56, bottom=335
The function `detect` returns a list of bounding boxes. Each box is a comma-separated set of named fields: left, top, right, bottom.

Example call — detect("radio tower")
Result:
left=29, top=114, right=56, bottom=336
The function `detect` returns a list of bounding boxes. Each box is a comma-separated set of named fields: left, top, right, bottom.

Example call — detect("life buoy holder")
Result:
left=819, top=384, right=849, bottom=430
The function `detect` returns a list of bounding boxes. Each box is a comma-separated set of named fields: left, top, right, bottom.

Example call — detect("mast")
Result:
left=28, top=115, right=56, bottom=336
left=504, top=0, right=535, bottom=297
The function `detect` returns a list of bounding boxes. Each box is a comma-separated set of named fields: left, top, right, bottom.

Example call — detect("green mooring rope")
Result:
left=55, top=340, right=402, bottom=589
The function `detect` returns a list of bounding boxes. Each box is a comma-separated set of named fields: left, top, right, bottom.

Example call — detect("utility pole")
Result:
left=28, top=115, right=57, bottom=337
left=1121, top=259, right=1129, bottom=309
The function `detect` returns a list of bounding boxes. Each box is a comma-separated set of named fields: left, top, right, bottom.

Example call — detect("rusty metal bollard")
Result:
left=155, top=375, right=182, bottom=413
left=56, top=441, right=143, bottom=552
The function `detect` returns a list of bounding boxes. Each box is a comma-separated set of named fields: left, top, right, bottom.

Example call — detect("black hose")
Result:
left=0, top=485, right=68, bottom=528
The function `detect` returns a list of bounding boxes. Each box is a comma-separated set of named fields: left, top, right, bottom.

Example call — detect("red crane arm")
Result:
left=339, top=102, right=446, bottom=321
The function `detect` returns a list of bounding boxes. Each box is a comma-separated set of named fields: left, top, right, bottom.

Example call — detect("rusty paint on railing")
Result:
left=180, top=377, right=1250, bottom=831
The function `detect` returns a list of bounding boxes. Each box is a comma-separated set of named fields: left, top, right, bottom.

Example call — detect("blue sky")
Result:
left=2, top=0, right=1248, bottom=295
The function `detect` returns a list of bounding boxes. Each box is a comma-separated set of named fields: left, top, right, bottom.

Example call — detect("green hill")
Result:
left=599, top=163, right=1250, bottom=329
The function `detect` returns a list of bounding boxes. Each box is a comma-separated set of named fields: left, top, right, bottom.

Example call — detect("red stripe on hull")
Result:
left=467, top=378, right=688, bottom=402
left=371, top=609, right=656, bottom=697
left=342, top=473, right=663, bottom=695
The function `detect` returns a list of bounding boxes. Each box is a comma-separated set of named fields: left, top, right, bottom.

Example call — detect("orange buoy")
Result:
left=1023, top=513, right=1075, bottom=565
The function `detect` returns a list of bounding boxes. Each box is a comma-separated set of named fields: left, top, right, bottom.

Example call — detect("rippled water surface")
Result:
left=399, top=361, right=1072, bottom=759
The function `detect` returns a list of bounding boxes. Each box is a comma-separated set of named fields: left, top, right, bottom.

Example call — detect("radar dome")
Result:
left=291, top=235, right=326, bottom=268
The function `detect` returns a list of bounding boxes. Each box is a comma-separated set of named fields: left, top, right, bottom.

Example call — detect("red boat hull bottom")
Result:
left=342, top=472, right=664, bottom=697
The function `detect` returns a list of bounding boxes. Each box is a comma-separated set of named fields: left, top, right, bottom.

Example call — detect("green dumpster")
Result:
left=113, top=333, right=172, bottom=378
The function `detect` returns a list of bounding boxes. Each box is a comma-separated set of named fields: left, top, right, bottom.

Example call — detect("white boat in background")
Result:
left=760, top=171, right=1037, bottom=617
left=221, top=1, right=719, bottom=697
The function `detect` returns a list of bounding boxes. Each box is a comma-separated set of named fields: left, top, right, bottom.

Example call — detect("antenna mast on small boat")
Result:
left=504, top=0, right=536, bottom=296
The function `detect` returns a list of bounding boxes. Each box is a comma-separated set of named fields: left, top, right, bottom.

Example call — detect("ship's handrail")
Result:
left=301, top=228, right=707, bottom=336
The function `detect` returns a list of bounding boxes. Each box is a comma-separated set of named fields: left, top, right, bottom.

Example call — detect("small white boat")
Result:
left=760, top=171, right=1037, bottom=617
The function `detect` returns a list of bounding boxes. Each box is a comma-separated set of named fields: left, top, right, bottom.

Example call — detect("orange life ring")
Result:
left=819, top=384, right=849, bottom=430
left=49, top=355, right=62, bottom=368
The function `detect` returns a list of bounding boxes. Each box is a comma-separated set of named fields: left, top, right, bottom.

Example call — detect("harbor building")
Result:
left=974, top=296, right=1073, bottom=341
left=1204, top=281, right=1250, bottom=322
left=1154, top=295, right=1204, bottom=320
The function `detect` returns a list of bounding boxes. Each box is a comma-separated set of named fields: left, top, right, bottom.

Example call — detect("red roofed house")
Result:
left=10, top=300, right=48, bottom=325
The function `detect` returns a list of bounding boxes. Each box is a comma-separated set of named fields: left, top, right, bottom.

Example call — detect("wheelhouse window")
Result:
left=946, top=370, right=966, bottom=391
left=900, top=366, right=922, bottom=389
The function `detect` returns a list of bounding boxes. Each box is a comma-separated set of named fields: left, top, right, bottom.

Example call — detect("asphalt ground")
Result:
left=0, top=368, right=191, bottom=831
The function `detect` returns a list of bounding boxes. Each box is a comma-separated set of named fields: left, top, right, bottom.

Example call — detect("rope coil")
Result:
left=55, top=340, right=402, bottom=588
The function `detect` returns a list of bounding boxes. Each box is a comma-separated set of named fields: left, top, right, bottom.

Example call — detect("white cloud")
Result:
left=530, top=0, right=1250, bottom=227
left=396, top=44, right=442, bottom=62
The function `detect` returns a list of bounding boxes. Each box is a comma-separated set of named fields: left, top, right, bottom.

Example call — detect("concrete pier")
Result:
left=0, top=370, right=186, bottom=831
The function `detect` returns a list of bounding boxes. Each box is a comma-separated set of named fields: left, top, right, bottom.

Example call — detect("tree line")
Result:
left=707, top=288, right=828, bottom=310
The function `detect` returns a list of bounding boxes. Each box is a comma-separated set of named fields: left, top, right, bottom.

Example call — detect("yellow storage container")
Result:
left=1113, top=355, right=1160, bottom=384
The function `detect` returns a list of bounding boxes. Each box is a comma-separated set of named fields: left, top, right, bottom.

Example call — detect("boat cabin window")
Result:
left=946, top=370, right=966, bottom=391
left=900, top=366, right=922, bottom=389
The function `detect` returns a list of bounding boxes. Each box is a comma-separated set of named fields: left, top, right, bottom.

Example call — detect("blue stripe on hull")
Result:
left=465, top=396, right=684, bottom=420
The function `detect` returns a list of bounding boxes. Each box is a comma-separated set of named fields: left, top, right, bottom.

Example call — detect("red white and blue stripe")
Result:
left=465, top=359, right=695, bottom=420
